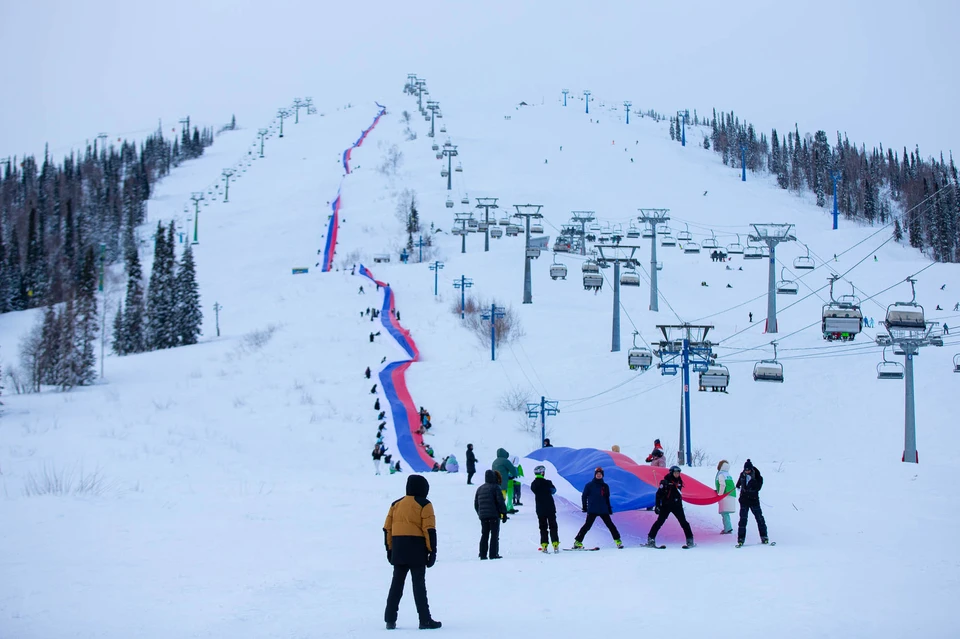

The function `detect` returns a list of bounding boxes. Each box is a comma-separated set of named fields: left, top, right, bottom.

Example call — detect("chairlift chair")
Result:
left=683, top=242, right=701, bottom=254
left=661, top=234, right=677, bottom=247
left=478, top=220, right=489, bottom=231
left=794, top=245, right=815, bottom=270
left=582, top=259, right=600, bottom=274
left=620, top=268, right=641, bottom=286
left=440, top=125, right=447, bottom=133
left=642, top=228, right=654, bottom=239
left=702, top=232, right=719, bottom=250
left=490, top=226, right=503, bottom=238
left=499, top=214, right=511, bottom=226
left=627, top=335, right=653, bottom=370
left=727, top=234, right=744, bottom=255
left=678, top=224, right=693, bottom=242
left=550, top=255, right=568, bottom=280
left=884, top=279, right=926, bottom=331
left=656, top=261, right=663, bottom=271
left=822, top=302, right=863, bottom=341
left=954, top=354, right=960, bottom=373
left=877, top=348, right=905, bottom=380
left=753, top=343, right=784, bottom=382
left=455, top=162, right=463, bottom=173
left=467, top=218, right=479, bottom=229
left=627, top=223, right=640, bottom=239
left=583, top=272, right=604, bottom=290
left=436, top=153, right=443, bottom=160
left=506, top=225, right=521, bottom=236
left=530, top=223, right=544, bottom=234
left=445, top=197, right=454, bottom=208
left=699, top=365, right=730, bottom=391
left=743, top=243, right=763, bottom=260
left=461, top=196, right=469, bottom=205
left=441, top=169, right=449, bottom=178
left=525, top=247, right=541, bottom=259
left=776, top=268, right=798, bottom=295
left=431, top=143, right=439, bottom=151
left=761, top=246, right=770, bottom=258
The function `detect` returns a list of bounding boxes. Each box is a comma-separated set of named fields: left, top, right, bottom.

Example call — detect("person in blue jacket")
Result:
left=573, top=467, right=623, bottom=549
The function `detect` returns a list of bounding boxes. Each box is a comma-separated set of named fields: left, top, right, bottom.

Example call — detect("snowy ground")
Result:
left=1, top=89, right=959, bottom=638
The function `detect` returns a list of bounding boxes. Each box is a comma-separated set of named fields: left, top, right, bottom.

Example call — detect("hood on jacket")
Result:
left=718, top=460, right=730, bottom=472
left=484, top=469, right=498, bottom=484
left=496, top=448, right=509, bottom=459
left=406, top=474, right=430, bottom=498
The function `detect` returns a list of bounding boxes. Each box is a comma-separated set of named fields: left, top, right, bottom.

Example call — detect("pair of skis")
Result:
left=736, top=541, right=776, bottom=548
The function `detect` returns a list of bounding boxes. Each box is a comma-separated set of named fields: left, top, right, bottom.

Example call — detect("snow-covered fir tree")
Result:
left=174, top=241, right=202, bottom=346
left=120, top=246, right=146, bottom=354
left=73, top=246, right=99, bottom=385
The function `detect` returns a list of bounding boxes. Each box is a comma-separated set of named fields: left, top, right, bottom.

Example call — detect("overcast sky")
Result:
left=2, top=0, right=957, bottom=161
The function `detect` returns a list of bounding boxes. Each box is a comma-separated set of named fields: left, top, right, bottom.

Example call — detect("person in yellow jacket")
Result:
left=383, top=475, right=441, bottom=630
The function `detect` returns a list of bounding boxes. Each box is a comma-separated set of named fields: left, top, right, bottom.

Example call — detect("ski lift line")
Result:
left=517, top=340, right=551, bottom=396
left=561, top=374, right=676, bottom=414
left=555, top=368, right=651, bottom=408
left=506, top=342, right=547, bottom=397
left=633, top=261, right=686, bottom=325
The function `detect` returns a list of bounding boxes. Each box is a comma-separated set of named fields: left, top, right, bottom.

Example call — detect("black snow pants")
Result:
left=479, top=517, right=501, bottom=558
left=538, top=514, right=559, bottom=545
left=384, top=564, right=431, bottom=625
left=575, top=513, right=620, bottom=543
left=648, top=503, right=693, bottom=541
left=737, top=500, right=768, bottom=542
left=466, top=470, right=475, bottom=485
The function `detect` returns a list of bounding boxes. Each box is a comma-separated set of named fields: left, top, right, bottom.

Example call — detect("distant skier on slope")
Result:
left=646, top=465, right=695, bottom=548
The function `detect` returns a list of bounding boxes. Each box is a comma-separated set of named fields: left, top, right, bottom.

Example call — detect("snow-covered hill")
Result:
left=1, top=87, right=958, bottom=638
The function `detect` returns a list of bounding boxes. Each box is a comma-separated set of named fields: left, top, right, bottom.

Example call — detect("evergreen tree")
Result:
left=73, top=246, right=98, bottom=385
left=112, top=302, right=125, bottom=356
left=0, top=232, right=8, bottom=313
left=39, top=304, right=60, bottom=386
left=812, top=130, right=830, bottom=208
left=146, top=221, right=175, bottom=349
left=174, top=242, right=202, bottom=345
left=24, top=208, right=49, bottom=306
left=5, top=232, right=26, bottom=311
left=56, top=298, right=78, bottom=390
left=122, top=247, right=146, bottom=353
left=669, top=119, right=676, bottom=141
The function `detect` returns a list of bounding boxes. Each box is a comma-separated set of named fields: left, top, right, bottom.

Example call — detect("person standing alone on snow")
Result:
left=373, top=443, right=386, bottom=475
left=646, top=466, right=695, bottom=548
left=474, top=470, right=508, bottom=559
left=465, top=444, right=478, bottom=485
left=383, top=475, right=441, bottom=630
left=530, top=465, right=560, bottom=553
left=736, top=459, right=769, bottom=546
left=715, top=460, right=737, bottom=534
left=573, top=467, right=623, bottom=549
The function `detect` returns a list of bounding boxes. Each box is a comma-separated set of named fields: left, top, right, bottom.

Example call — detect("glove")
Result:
left=501, top=513, right=508, bottom=523
left=654, top=506, right=661, bottom=515
left=426, top=551, right=436, bottom=568
left=581, top=508, right=587, bottom=513
left=386, top=549, right=393, bottom=565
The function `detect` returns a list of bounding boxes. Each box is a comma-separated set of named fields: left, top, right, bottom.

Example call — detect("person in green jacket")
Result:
left=511, top=456, right=524, bottom=506
left=491, top=448, right=519, bottom=514
left=715, top=459, right=737, bottom=534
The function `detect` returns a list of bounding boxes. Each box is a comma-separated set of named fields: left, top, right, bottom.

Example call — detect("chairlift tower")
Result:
left=624, top=101, right=632, bottom=124
left=677, top=110, right=688, bottom=146
left=749, top=223, right=796, bottom=333
left=96, top=132, right=109, bottom=155
left=178, top=117, right=190, bottom=137
left=304, top=97, right=316, bottom=115
left=638, top=208, right=670, bottom=311
left=189, top=192, right=205, bottom=243
left=277, top=109, right=291, bottom=138
left=453, top=212, right=474, bottom=254
left=426, top=101, right=440, bottom=137
left=257, top=128, right=268, bottom=157
left=562, top=89, right=569, bottom=106
left=453, top=275, right=473, bottom=319
left=428, top=260, right=444, bottom=296
left=405, top=74, right=418, bottom=93
left=481, top=304, right=506, bottom=361
left=441, top=143, right=458, bottom=190
left=476, top=197, right=499, bottom=252
left=415, top=79, right=427, bottom=112
left=583, top=90, right=591, bottom=114
left=596, top=245, right=641, bottom=352
left=655, top=324, right=715, bottom=466
left=876, top=277, right=939, bottom=464
left=527, top=397, right=560, bottom=448
left=571, top=211, right=596, bottom=256
left=221, top=169, right=234, bottom=203
left=292, top=98, right=305, bottom=124
left=514, top=204, right=544, bottom=304
left=831, top=171, right=842, bottom=230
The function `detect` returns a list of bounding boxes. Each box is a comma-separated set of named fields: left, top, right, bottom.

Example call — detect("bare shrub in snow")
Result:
left=460, top=295, right=524, bottom=349
left=22, top=463, right=115, bottom=497
left=689, top=447, right=710, bottom=467
left=499, top=386, right=533, bottom=412
left=241, top=324, right=279, bottom=352
left=378, top=145, right=404, bottom=176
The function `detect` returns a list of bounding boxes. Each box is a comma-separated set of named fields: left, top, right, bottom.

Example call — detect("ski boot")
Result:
left=573, top=540, right=584, bottom=549
left=761, top=537, right=770, bottom=544
left=643, top=537, right=658, bottom=548
left=419, top=619, right=442, bottom=630
left=736, top=539, right=745, bottom=548
left=615, top=539, right=624, bottom=549
left=683, top=538, right=696, bottom=549
left=540, top=542, right=549, bottom=553
left=552, top=541, right=560, bottom=554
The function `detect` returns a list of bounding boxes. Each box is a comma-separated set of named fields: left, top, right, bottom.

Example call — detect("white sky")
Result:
left=2, top=0, right=958, bottom=160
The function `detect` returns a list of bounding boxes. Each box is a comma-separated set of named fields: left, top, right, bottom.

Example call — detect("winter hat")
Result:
left=743, top=459, right=754, bottom=471
left=594, top=467, right=604, bottom=476
left=653, top=439, right=663, bottom=449
left=611, top=444, right=621, bottom=453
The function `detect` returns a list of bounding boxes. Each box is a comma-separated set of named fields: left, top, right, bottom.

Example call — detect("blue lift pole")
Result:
left=418, top=235, right=424, bottom=263
left=681, top=337, right=692, bottom=466
left=741, top=145, right=747, bottom=182
left=831, top=171, right=841, bottom=230
left=584, top=90, right=591, bottom=114
left=562, top=89, right=569, bottom=106
left=453, top=275, right=473, bottom=319
left=429, top=261, right=444, bottom=295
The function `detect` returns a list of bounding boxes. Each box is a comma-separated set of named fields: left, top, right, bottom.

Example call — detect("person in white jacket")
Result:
left=715, top=460, right=737, bottom=534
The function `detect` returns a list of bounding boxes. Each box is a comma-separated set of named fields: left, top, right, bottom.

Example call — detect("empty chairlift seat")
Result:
left=445, top=197, right=454, bottom=208
left=698, top=365, right=730, bottom=391
left=661, top=234, right=677, bottom=247
left=549, top=263, right=568, bottom=280
left=620, top=270, right=641, bottom=286
left=526, top=247, right=541, bottom=259
left=506, top=225, right=521, bottom=236
left=743, top=245, right=763, bottom=260
left=884, top=303, right=925, bottom=330
left=583, top=272, right=604, bottom=290
left=954, top=354, right=960, bottom=373
left=753, top=360, right=784, bottom=383
left=877, top=361, right=905, bottom=380
left=490, top=226, right=503, bottom=238
left=582, top=260, right=600, bottom=274
left=628, top=348, right=653, bottom=370
left=530, top=223, right=544, bottom=234
left=683, top=242, right=701, bottom=254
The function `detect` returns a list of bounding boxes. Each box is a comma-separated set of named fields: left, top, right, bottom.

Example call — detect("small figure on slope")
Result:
left=530, top=465, right=560, bottom=553
left=465, top=444, right=478, bottom=485
left=736, top=459, right=769, bottom=546
left=474, top=469, right=508, bottom=559
left=491, top=448, right=519, bottom=513
left=573, top=467, right=623, bottom=549
left=365, top=366, right=371, bottom=379
left=646, top=465, right=695, bottom=548
left=373, top=443, right=387, bottom=475
left=715, top=460, right=737, bottom=534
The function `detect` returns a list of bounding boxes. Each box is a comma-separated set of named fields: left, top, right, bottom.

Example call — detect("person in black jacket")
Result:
left=383, top=475, right=441, bottom=630
left=530, top=465, right=560, bottom=553
left=736, top=459, right=769, bottom=545
left=474, top=470, right=508, bottom=559
left=646, top=465, right=695, bottom=547
left=365, top=366, right=371, bottom=379
left=465, top=444, right=478, bottom=485
left=573, top=467, right=622, bottom=549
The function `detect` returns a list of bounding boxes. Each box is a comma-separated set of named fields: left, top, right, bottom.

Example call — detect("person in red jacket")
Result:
left=645, top=439, right=666, bottom=467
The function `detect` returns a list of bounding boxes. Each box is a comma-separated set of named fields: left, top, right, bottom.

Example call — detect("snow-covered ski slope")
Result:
left=1, top=89, right=958, bottom=638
